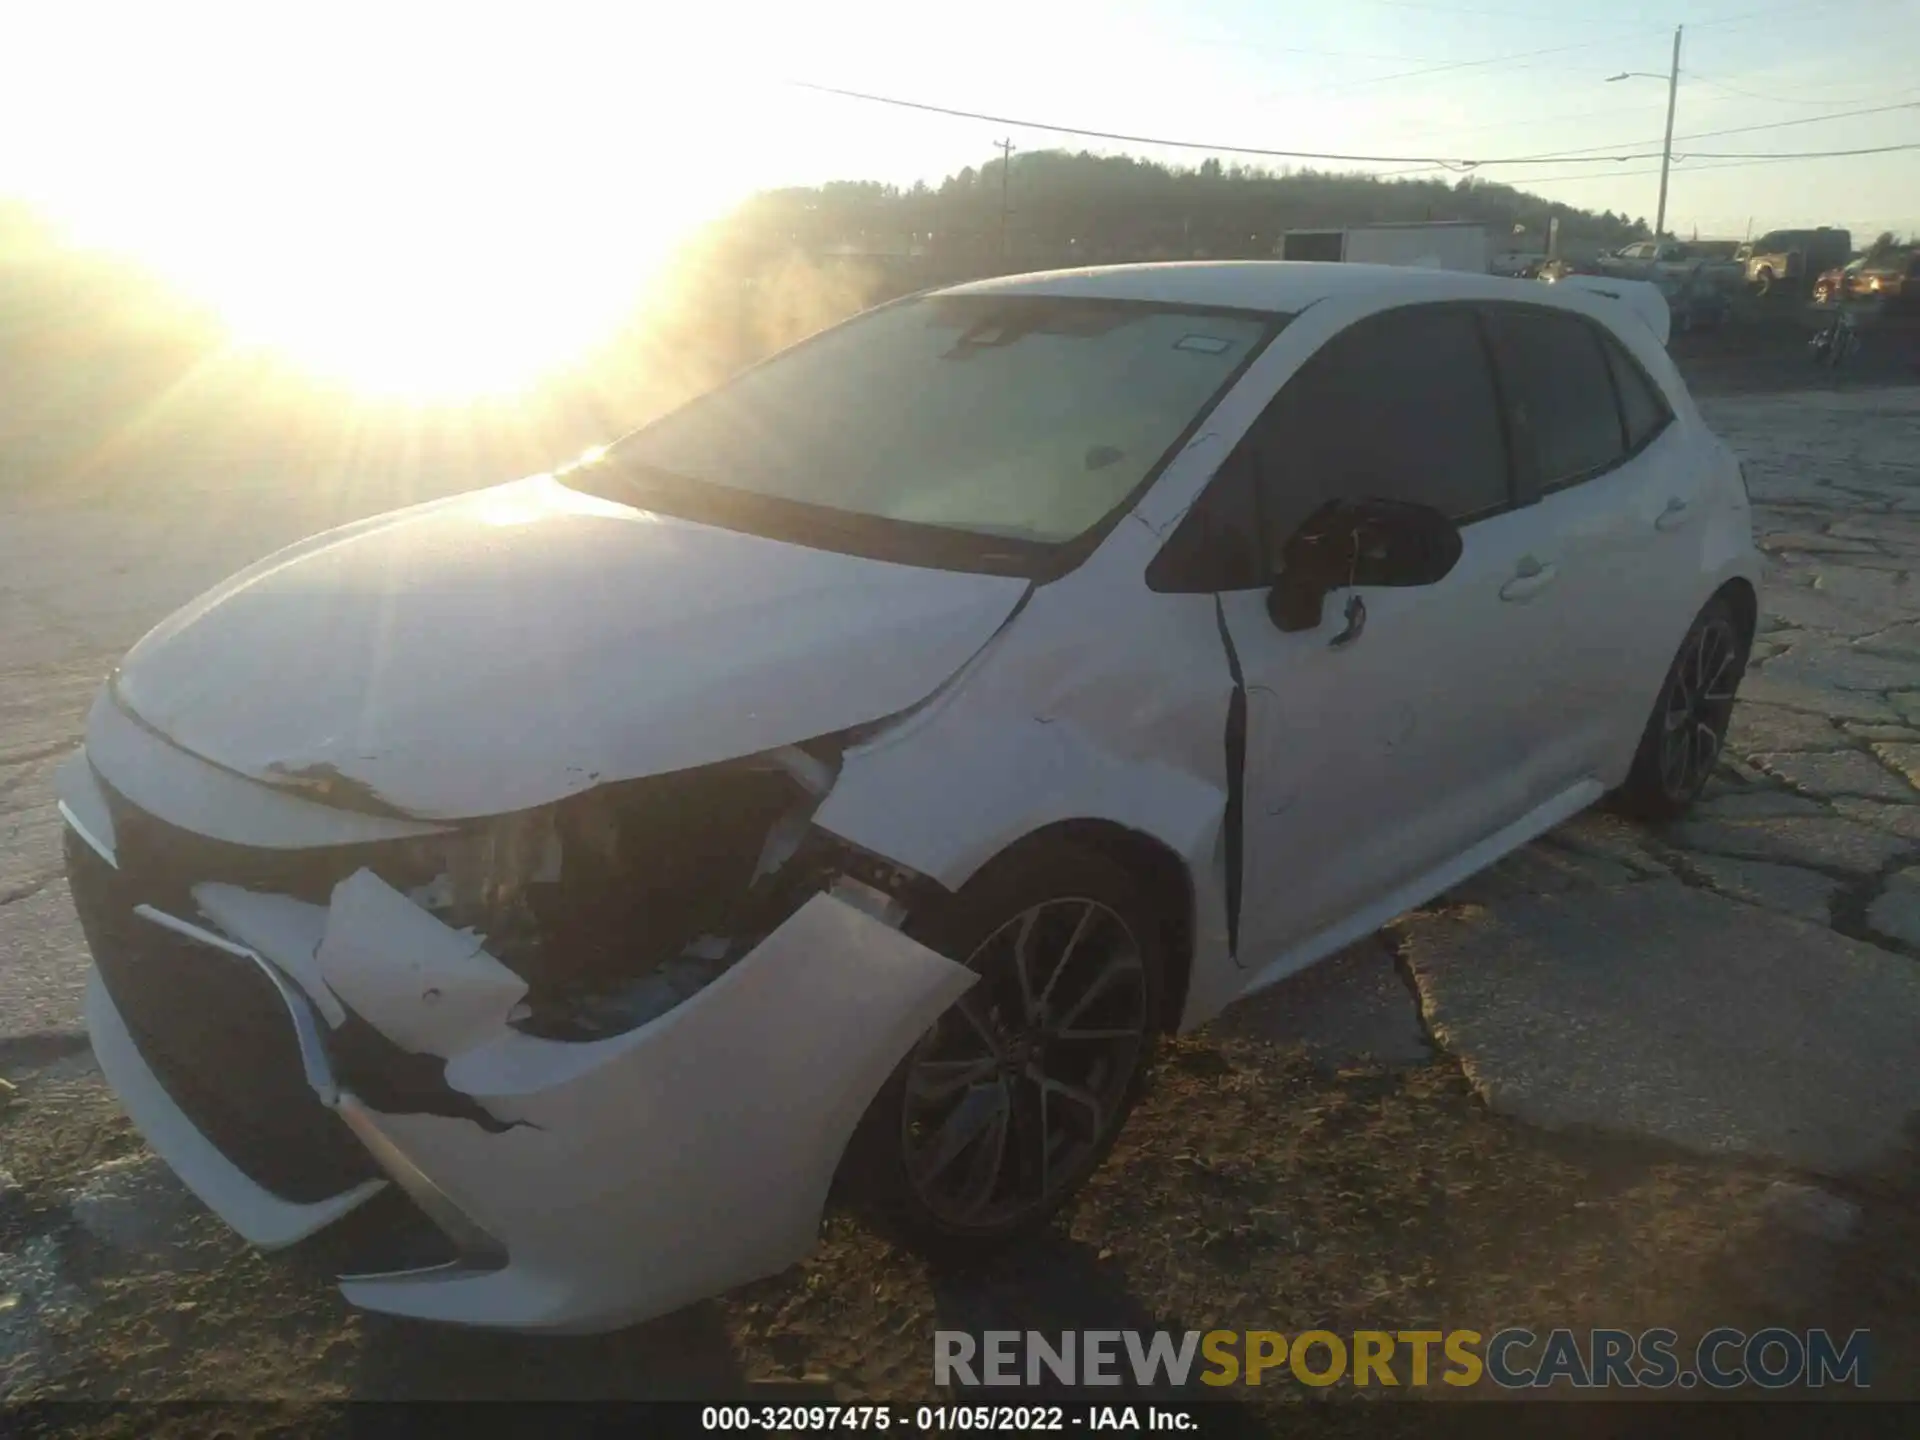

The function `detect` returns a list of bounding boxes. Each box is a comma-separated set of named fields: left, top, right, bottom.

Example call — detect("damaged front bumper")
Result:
left=62, top=750, right=975, bottom=1333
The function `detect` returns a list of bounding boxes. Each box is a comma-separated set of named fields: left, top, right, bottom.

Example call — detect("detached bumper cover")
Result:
left=65, top=755, right=975, bottom=1333
left=337, top=892, right=973, bottom=1331
left=85, top=970, right=385, bottom=1248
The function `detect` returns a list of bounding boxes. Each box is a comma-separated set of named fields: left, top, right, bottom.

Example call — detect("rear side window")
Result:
left=1252, top=304, right=1510, bottom=538
left=1482, top=307, right=1625, bottom=492
left=1149, top=303, right=1511, bottom=593
left=1599, top=332, right=1672, bottom=453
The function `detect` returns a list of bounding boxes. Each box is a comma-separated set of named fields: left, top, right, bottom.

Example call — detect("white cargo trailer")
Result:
left=1278, top=222, right=1492, bottom=273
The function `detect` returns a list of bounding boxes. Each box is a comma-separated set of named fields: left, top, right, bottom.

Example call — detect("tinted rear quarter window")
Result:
left=1598, top=331, right=1672, bottom=453
left=1483, top=307, right=1625, bottom=491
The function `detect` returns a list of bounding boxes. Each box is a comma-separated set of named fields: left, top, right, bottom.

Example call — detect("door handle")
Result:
left=1499, top=560, right=1558, bottom=602
left=1655, top=497, right=1693, bottom=531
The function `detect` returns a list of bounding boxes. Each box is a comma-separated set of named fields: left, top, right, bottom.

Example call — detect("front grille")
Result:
left=96, top=774, right=419, bottom=910
left=66, top=827, right=382, bottom=1205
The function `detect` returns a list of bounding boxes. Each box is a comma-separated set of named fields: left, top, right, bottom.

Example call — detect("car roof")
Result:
left=937, top=260, right=1608, bottom=317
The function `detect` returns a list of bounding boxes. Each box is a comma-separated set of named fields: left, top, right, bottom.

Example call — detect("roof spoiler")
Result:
left=1548, top=275, right=1672, bottom=348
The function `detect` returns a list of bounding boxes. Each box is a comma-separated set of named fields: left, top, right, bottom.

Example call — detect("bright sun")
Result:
left=136, top=190, right=707, bottom=400
left=11, top=5, right=753, bottom=401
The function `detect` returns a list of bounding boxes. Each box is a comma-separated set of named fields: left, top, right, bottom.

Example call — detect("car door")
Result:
left=1479, top=302, right=1697, bottom=783
left=1201, top=303, right=1569, bottom=974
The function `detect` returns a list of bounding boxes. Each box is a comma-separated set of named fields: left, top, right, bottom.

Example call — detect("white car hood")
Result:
left=112, top=474, right=1030, bottom=820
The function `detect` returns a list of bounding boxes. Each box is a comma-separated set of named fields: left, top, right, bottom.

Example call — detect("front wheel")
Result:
left=1616, top=595, right=1750, bottom=821
left=844, top=844, right=1165, bottom=1255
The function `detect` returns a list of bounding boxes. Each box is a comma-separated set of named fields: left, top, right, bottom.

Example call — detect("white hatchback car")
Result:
left=59, top=262, right=1758, bottom=1334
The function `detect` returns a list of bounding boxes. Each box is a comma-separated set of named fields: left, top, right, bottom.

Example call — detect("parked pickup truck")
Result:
left=1592, top=240, right=1744, bottom=289
left=1737, top=228, right=1852, bottom=296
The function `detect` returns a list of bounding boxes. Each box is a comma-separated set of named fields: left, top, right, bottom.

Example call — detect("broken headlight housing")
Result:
left=381, top=750, right=842, bottom=1039
left=398, top=808, right=565, bottom=928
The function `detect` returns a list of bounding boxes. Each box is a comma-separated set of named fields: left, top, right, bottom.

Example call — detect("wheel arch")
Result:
left=943, top=819, right=1198, bottom=1037
left=1711, top=575, right=1758, bottom=649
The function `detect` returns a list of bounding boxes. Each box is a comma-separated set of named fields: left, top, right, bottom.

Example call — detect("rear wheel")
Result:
left=1616, top=595, right=1750, bottom=820
left=845, top=844, right=1164, bottom=1254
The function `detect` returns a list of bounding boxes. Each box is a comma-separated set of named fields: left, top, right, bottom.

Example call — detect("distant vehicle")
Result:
left=1813, top=257, right=1869, bottom=306
left=1594, top=241, right=1743, bottom=290
left=1652, top=268, right=1732, bottom=334
left=62, top=261, right=1759, bottom=1335
left=1278, top=222, right=1491, bottom=273
left=1735, top=228, right=1852, bottom=296
left=1865, top=249, right=1919, bottom=312
left=1490, top=251, right=1548, bottom=278
left=1817, top=247, right=1920, bottom=314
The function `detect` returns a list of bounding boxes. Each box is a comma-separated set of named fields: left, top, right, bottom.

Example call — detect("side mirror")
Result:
left=1267, top=498, right=1464, bottom=633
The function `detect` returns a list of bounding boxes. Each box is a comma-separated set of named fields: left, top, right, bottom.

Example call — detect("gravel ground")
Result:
left=2, top=363, right=1918, bottom=1422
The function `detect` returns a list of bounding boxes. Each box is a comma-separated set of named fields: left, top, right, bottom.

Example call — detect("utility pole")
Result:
left=1654, top=25, right=1682, bottom=240
left=996, top=137, right=1015, bottom=266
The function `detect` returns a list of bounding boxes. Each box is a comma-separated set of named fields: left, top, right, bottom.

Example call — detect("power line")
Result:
left=1306, top=0, right=1853, bottom=96
left=1681, top=70, right=1920, bottom=106
left=1676, top=0, right=1865, bottom=32
left=1347, top=71, right=1903, bottom=158
left=1303, top=26, right=1674, bottom=94
left=1410, top=101, right=1668, bottom=144
left=786, top=80, right=1672, bottom=168
left=1350, top=0, right=1601, bottom=19
left=1683, top=140, right=1920, bottom=159
left=1503, top=97, right=1920, bottom=164
left=1393, top=133, right=1920, bottom=181
left=791, top=79, right=1920, bottom=173
left=1483, top=143, right=1920, bottom=186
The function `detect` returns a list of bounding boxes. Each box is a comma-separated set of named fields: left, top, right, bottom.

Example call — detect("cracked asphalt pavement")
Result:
left=3, top=382, right=1919, bottom=1409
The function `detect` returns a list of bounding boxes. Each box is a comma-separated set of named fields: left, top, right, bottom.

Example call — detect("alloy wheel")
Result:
left=901, top=898, right=1149, bottom=1231
left=1659, top=613, right=1742, bottom=801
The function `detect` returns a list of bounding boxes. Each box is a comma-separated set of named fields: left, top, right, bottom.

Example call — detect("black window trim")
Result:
left=1594, top=318, right=1676, bottom=470
left=1477, top=299, right=1675, bottom=504
left=1147, top=298, right=1519, bottom=594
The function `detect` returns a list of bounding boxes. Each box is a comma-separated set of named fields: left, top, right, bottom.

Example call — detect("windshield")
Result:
left=592, top=295, right=1279, bottom=569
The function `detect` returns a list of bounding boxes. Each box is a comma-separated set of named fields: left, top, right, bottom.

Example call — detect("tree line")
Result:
left=708, top=148, right=1654, bottom=271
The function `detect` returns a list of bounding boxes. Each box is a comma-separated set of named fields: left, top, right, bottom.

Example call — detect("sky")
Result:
left=760, top=0, right=1920, bottom=240
left=2, top=0, right=1913, bottom=391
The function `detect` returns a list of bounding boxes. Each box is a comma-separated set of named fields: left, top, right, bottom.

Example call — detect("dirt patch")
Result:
left=1673, top=319, right=1920, bottom=396
left=5, top=1035, right=1911, bottom=1425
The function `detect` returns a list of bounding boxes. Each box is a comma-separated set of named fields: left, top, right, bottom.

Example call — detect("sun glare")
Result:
left=11, top=5, right=752, bottom=401
left=156, top=201, right=704, bottom=401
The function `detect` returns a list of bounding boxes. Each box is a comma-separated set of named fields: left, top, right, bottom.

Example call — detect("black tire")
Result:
left=1616, top=595, right=1750, bottom=821
left=842, top=843, right=1166, bottom=1257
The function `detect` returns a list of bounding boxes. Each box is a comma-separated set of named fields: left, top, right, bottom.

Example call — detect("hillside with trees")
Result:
left=717, top=149, right=1653, bottom=274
